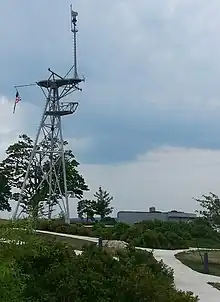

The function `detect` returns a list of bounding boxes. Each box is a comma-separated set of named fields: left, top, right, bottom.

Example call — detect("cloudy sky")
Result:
left=1, top=0, right=220, bottom=217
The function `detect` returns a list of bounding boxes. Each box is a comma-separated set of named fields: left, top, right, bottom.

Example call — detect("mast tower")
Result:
left=13, top=5, right=84, bottom=224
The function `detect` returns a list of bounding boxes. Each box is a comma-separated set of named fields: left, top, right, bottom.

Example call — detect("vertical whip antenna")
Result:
left=70, top=4, right=78, bottom=79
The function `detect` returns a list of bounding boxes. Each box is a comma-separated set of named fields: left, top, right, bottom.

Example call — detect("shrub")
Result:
left=76, top=225, right=93, bottom=237
left=34, top=217, right=220, bottom=250
left=0, top=229, right=198, bottom=301
left=53, top=224, right=73, bottom=234
left=35, top=218, right=50, bottom=231
left=100, top=216, right=116, bottom=225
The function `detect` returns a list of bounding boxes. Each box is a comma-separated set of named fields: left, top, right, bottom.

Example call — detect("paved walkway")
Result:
left=37, top=230, right=220, bottom=301
left=144, top=248, right=220, bottom=301
left=36, top=230, right=98, bottom=243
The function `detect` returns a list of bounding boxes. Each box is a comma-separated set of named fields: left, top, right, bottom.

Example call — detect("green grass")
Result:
left=37, top=232, right=96, bottom=250
left=0, top=220, right=96, bottom=250
left=208, top=282, right=220, bottom=291
left=189, top=238, right=220, bottom=249
left=0, top=219, right=11, bottom=224
left=175, top=249, right=220, bottom=276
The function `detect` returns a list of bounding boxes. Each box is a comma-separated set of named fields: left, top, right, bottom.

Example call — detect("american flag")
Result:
left=13, top=91, right=21, bottom=114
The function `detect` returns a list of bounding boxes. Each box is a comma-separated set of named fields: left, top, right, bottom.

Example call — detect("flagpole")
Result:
left=13, top=102, right=16, bottom=114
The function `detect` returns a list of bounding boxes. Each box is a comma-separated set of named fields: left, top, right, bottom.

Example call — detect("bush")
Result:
left=0, top=229, right=198, bottom=302
left=100, top=216, right=116, bottom=225
left=34, top=217, right=220, bottom=249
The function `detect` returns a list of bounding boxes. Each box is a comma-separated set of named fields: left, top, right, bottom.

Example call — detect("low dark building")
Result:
left=117, top=207, right=196, bottom=224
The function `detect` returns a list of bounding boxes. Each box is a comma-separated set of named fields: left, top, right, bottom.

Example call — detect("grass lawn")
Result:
left=175, top=249, right=220, bottom=276
left=37, top=232, right=96, bottom=250
left=208, top=282, right=220, bottom=291
left=0, top=220, right=96, bottom=251
left=0, top=219, right=11, bottom=224
left=189, top=238, right=220, bottom=249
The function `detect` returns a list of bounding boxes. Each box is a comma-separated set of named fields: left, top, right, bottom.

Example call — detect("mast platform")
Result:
left=45, top=102, right=78, bottom=116
left=37, top=77, right=83, bottom=88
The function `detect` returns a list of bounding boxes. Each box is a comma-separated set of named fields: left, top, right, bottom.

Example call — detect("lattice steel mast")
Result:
left=13, top=5, right=84, bottom=223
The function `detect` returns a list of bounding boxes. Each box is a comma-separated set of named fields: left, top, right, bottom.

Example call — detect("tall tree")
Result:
left=194, top=192, right=220, bottom=225
left=0, top=134, right=88, bottom=218
left=94, top=186, right=113, bottom=219
left=0, top=172, right=11, bottom=212
left=43, top=148, right=89, bottom=218
left=77, top=199, right=95, bottom=222
left=0, top=134, right=45, bottom=217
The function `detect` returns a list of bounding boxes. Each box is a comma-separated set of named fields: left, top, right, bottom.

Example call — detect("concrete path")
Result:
left=151, top=249, right=220, bottom=301
left=36, top=230, right=99, bottom=243
left=37, top=230, right=220, bottom=301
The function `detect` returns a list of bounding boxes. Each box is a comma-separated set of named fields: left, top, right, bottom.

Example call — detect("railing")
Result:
left=45, top=102, right=78, bottom=116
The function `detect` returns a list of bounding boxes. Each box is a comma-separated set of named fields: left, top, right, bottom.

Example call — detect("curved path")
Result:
left=145, top=248, right=220, bottom=301
left=36, top=230, right=220, bottom=301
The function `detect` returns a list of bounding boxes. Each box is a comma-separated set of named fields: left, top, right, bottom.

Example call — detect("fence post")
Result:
left=98, top=237, right=103, bottom=249
left=203, top=252, right=209, bottom=274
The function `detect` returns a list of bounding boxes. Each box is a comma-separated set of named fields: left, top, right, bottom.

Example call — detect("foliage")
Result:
left=77, top=199, right=96, bottom=222
left=100, top=216, right=116, bottom=225
left=94, top=186, right=113, bottom=219
left=0, top=134, right=45, bottom=217
left=58, top=210, right=65, bottom=221
left=34, top=217, right=220, bottom=250
left=0, top=172, right=11, bottom=212
left=59, top=148, right=89, bottom=199
left=0, top=134, right=88, bottom=218
left=0, top=227, right=198, bottom=301
left=77, top=186, right=114, bottom=221
left=194, top=192, right=220, bottom=226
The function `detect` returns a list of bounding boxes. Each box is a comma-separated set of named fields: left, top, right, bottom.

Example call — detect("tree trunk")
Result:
left=48, top=202, right=52, bottom=219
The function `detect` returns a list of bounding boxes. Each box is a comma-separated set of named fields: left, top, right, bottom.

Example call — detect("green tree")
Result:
left=94, top=186, right=113, bottom=219
left=0, top=172, right=11, bottom=212
left=44, top=147, right=89, bottom=218
left=0, top=134, right=88, bottom=218
left=0, top=134, right=48, bottom=218
left=194, top=192, right=220, bottom=225
left=77, top=199, right=95, bottom=222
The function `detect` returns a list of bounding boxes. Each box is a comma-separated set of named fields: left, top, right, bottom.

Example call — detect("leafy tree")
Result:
left=0, top=134, right=88, bottom=218
left=0, top=134, right=49, bottom=218
left=0, top=172, right=11, bottom=212
left=77, top=199, right=96, bottom=222
left=44, top=148, right=89, bottom=218
left=94, top=186, right=113, bottom=219
left=57, top=210, right=65, bottom=221
left=194, top=192, right=220, bottom=225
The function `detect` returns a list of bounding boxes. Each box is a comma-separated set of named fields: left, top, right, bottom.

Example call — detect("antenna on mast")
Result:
left=70, top=4, right=79, bottom=79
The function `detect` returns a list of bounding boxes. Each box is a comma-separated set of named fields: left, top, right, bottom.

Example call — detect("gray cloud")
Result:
left=4, top=146, right=220, bottom=218
left=2, top=1, right=220, bottom=215
left=1, top=0, right=220, bottom=164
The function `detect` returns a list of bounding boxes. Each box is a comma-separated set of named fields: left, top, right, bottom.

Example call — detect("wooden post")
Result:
left=98, top=237, right=103, bottom=249
left=204, top=252, right=209, bottom=274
